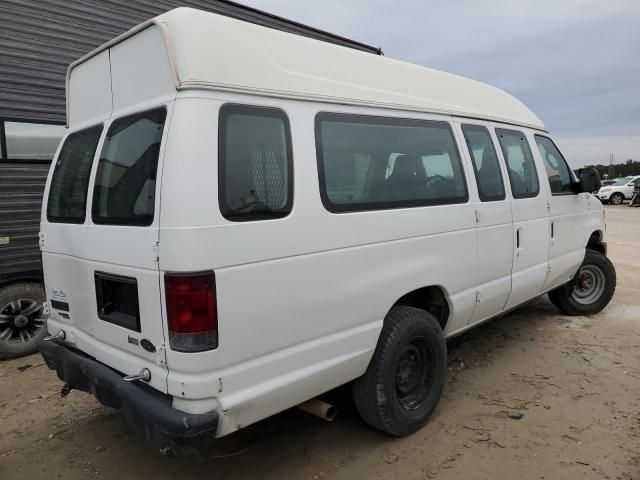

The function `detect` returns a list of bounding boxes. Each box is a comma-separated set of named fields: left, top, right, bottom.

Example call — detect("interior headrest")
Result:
left=480, top=146, right=496, bottom=170
left=392, top=154, right=424, bottom=178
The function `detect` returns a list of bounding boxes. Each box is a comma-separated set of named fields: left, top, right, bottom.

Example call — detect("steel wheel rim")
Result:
left=572, top=265, right=606, bottom=305
left=0, top=299, right=45, bottom=344
left=395, top=338, right=434, bottom=410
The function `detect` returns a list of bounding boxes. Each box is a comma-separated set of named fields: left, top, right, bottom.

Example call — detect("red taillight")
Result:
left=165, top=272, right=218, bottom=352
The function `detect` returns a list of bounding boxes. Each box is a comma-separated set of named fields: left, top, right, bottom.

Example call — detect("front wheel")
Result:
left=548, top=250, right=616, bottom=316
left=609, top=193, right=624, bottom=205
left=352, top=306, right=447, bottom=437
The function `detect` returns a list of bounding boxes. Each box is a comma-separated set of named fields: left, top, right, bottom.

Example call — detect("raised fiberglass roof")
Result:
left=71, top=7, right=545, bottom=130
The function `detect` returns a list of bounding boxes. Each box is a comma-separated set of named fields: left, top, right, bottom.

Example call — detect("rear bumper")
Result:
left=39, top=340, right=219, bottom=453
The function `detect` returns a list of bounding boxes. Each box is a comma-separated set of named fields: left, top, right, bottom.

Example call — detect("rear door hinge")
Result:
left=152, top=241, right=159, bottom=264
left=545, top=264, right=551, bottom=277
left=475, top=290, right=482, bottom=303
left=156, top=345, right=167, bottom=367
left=39, top=231, right=45, bottom=250
left=547, top=201, right=551, bottom=213
left=474, top=209, right=480, bottom=224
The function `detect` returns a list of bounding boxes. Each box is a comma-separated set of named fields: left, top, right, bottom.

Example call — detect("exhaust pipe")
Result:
left=297, top=398, right=337, bottom=422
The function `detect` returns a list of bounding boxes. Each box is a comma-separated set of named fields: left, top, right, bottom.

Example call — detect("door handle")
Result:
left=551, top=221, right=555, bottom=240
left=516, top=227, right=522, bottom=256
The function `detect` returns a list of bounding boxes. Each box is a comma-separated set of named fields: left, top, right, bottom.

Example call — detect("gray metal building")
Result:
left=0, top=0, right=381, bottom=282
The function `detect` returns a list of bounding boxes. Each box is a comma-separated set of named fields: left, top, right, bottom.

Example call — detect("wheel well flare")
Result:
left=393, top=286, right=450, bottom=330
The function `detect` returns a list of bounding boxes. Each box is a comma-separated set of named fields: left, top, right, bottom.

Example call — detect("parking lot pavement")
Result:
left=1, top=205, right=638, bottom=480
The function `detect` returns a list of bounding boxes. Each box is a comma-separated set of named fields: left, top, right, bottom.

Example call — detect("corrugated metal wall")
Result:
left=0, top=162, right=49, bottom=277
left=0, top=0, right=381, bottom=282
left=0, top=0, right=381, bottom=124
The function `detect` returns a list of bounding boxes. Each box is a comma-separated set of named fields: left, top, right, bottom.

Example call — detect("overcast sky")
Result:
left=243, top=0, right=639, bottom=168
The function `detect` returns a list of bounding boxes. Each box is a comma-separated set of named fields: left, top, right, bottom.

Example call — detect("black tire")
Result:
left=352, top=306, right=446, bottom=437
left=609, top=193, right=624, bottom=205
left=0, top=282, right=47, bottom=359
left=548, top=250, right=616, bottom=316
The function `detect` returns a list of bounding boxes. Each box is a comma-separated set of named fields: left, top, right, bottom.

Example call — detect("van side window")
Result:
left=461, top=125, right=506, bottom=201
left=219, top=105, right=293, bottom=221
left=47, top=125, right=103, bottom=223
left=496, top=129, right=539, bottom=199
left=534, top=135, right=575, bottom=195
left=316, top=113, right=468, bottom=212
left=92, top=108, right=166, bottom=226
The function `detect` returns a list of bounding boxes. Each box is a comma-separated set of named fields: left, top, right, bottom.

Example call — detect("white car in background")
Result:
left=597, top=176, right=640, bottom=204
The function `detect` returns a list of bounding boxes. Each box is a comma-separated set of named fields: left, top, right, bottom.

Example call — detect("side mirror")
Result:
left=578, top=167, right=601, bottom=193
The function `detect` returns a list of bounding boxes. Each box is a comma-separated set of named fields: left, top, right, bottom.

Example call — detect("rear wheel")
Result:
left=548, top=250, right=616, bottom=316
left=352, top=306, right=446, bottom=436
left=609, top=192, right=624, bottom=205
left=0, top=283, right=47, bottom=359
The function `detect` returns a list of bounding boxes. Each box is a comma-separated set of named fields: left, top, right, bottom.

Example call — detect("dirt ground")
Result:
left=1, top=205, right=639, bottom=480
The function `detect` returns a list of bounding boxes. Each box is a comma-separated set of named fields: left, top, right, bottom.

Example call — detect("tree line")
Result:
left=581, top=159, right=640, bottom=178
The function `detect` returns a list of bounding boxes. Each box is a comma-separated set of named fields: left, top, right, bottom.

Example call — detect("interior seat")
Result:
left=477, top=146, right=503, bottom=197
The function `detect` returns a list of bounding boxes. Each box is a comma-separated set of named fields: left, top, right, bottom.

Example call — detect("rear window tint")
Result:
left=218, top=104, right=293, bottom=221
left=92, top=108, right=166, bottom=226
left=47, top=125, right=103, bottom=223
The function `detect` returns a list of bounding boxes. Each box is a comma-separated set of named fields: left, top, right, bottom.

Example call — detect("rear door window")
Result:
left=496, top=129, right=539, bottom=199
left=47, top=125, right=103, bottom=223
left=92, top=108, right=166, bottom=226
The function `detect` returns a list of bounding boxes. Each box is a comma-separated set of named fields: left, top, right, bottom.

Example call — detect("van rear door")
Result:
left=42, top=106, right=171, bottom=393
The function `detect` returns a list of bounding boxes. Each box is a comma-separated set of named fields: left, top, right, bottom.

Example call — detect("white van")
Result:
left=39, top=8, right=616, bottom=453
